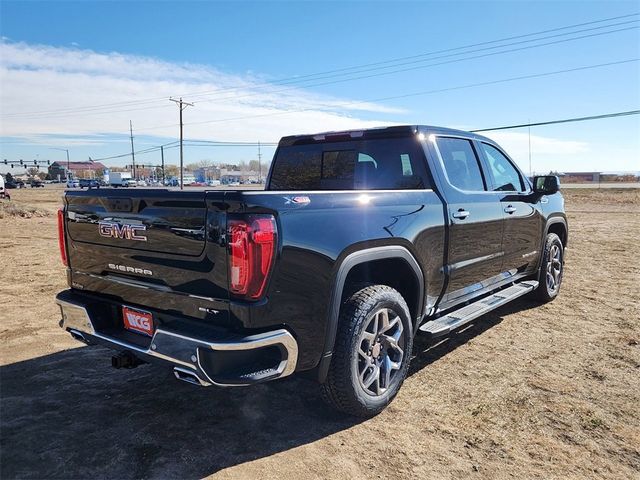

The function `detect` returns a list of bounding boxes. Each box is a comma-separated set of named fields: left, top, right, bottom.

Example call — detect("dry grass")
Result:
left=0, top=201, right=51, bottom=219
left=0, top=187, right=638, bottom=479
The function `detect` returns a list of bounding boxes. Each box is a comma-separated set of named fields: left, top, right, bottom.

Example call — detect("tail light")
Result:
left=228, top=215, right=277, bottom=300
left=57, top=208, right=68, bottom=266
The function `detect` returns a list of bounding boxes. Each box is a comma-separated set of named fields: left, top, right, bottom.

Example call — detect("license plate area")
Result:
left=122, top=306, right=154, bottom=337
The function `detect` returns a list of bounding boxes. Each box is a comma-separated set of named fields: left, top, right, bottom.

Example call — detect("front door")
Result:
left=476, top=141, right=543, bottom=277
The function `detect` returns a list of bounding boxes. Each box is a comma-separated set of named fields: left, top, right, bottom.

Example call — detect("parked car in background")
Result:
left=6, top=179, right=25, bottom=189
left=30, top=179, right=45, bottom=188
left=79, top=179, right=100, bottom=189
left=66, top=179, right=80, bottom=188
left=136, top=180, right=147, bottom=187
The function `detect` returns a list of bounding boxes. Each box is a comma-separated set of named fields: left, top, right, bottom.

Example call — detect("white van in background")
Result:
left=0, top=174, right=9, bottom=200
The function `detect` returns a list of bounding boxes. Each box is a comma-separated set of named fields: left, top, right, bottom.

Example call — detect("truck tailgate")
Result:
left=63, top=189, right=231, bottom=325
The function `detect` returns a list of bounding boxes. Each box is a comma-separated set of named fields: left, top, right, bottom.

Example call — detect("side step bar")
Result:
left=419, top=280, right=538, bottom=337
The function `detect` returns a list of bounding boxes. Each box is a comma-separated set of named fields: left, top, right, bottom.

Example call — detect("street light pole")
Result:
left=50, top=147, right=70, bottom=179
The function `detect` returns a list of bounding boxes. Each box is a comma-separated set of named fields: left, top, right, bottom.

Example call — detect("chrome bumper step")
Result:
left=55, top=291, right=298, bottom=387
left=419, top=280, right=538, bottom=337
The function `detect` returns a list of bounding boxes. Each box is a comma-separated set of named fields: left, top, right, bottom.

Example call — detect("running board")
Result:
left=419, top=280, right=538, bottom=337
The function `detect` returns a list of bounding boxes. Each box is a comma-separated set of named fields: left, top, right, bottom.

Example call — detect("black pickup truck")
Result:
left=56, top=125, right=567, bottom=416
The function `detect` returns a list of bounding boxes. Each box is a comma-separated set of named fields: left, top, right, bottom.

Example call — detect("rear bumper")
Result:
left=55, top=290, right=298, bottom=386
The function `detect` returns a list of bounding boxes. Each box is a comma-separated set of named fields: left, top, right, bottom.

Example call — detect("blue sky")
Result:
left=1, top=0, right=639, bottom=175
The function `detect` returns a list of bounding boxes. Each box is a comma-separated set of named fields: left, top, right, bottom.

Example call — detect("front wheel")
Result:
left=535, top=232, right=564, bottom=302
left=320, top=285, right=413, bottom=417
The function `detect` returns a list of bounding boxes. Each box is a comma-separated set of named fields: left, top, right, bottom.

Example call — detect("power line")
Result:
left=135, top=28, right=638, bottom=133
left=143, top=58, right=640, bottom=129
left=89, top=140, right=276, bottom=162
left=182, top=140, right=278, bottom=146
left=90, top=143, right=177, bottom=162
left=240, top=13, right=640, bottom=85
left=191, top=21, right=640, bottom=107
left=89, top=110, right=638, bottom=165
left=470, top=110, right=640, bottom=132
left=11, top=22, right=639, bottom=122
left=3, top=13, right=638, bottom=119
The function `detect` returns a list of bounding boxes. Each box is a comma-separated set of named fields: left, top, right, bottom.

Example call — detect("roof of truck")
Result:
left=278, top=125, right=494, bottom=146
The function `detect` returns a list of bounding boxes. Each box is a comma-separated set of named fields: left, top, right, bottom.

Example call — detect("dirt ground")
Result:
left=1, top=186, right=638, bottom=479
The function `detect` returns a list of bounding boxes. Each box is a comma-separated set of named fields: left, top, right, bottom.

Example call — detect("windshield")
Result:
left=268, top=137, right=430, bottom=191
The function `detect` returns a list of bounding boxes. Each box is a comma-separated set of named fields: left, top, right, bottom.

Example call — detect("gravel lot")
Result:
left=1, top=187, right=638, bottom=479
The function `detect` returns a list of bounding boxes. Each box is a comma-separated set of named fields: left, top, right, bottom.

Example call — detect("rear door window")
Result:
left=435, top=137, right=486, bottom=191
left=269, top=138, right=429, bottom=190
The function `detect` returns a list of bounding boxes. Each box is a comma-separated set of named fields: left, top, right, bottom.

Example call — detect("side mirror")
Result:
left=533, top=175, right=560, bottom=195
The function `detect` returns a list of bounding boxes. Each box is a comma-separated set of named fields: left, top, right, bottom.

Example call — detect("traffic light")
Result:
left=19, top=159, right=23, bottom=165
left=3, top=159, right=6, bottom=165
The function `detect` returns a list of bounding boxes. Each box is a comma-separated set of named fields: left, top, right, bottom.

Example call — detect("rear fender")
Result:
left=316, top=245, right=424, bottom=382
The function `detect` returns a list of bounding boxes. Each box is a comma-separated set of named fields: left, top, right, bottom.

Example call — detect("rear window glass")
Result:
left=435, top=137, right=486, bottom=191
left=269, top=138, right=429, bottom=190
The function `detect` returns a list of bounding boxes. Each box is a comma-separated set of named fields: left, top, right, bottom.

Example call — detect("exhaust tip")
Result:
left=69, top=329, right=87, bottom=343
left=173, top=367, right=209, bottom=386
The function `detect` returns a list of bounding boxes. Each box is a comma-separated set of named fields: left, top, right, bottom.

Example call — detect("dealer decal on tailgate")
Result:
left=122, top=306, right=154, bottom=336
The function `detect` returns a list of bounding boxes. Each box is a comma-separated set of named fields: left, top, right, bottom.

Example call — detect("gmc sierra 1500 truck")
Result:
left=55, top=125, right=567, bottom=416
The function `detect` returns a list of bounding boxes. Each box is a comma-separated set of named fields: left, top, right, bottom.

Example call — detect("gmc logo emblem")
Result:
left=98, top=221, right=147, bottom=241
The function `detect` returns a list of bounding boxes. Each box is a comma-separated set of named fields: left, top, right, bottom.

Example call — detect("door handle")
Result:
left=452, top=209, right=470, bottom=220
left=504, top=205, right=517, bottom=214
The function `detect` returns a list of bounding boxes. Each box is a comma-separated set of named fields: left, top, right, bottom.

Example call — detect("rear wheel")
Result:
left=320, top=285, right=413, bottom=417
left=535, top=232, right=564, bottom=302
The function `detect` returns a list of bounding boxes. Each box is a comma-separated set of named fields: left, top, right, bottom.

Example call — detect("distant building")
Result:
left=559, top=172, right=601, bottom=183
left=166, top=174, right=196, bottom=186
left=194, top=166, right=221, bottom=183
left=48, top=161, right=106, bottom=180
left=220, top=169, right=260, bottom=184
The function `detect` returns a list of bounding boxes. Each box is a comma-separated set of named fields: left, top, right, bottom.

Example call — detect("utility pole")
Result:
left=528, top=123, right=532, bottom=177
left=169, top=97, right=194, bottom=190
left=129, top=120, right=136, bottom=180
left=257, top=141, right=262, bottom=183
left=160, top=145, right=165, bottom=185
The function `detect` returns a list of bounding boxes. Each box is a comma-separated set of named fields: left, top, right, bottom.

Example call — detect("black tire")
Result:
left=534, top=232, right=564, bottom=302
left=320, top=285, right=413, bottom=417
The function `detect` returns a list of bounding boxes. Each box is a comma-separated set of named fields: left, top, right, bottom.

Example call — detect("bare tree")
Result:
left=164, top=165, right=179, bottom=177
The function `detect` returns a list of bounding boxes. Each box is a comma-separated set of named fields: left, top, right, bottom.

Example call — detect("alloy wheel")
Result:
left=356, top=308, right=406, bottom=396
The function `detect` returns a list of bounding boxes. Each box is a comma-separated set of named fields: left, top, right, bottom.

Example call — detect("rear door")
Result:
left=426, top=136, right=505, bottom=304
left=476, top=141, right=543, bottom=276
left=64, top=189, right=229, bottom=322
